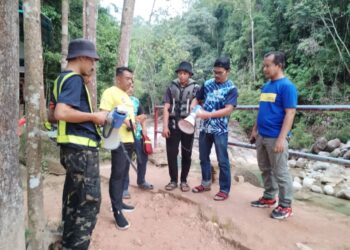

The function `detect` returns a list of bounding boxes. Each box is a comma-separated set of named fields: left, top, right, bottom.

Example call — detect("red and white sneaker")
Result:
left=251, top=197, right=277, bottom=208
left=271, top=205, right=293, bottom=219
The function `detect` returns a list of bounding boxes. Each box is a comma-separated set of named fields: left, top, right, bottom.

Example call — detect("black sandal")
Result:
left=139, top=182, right=154, bottom=190
left=165, top=182, right=177, bottom=191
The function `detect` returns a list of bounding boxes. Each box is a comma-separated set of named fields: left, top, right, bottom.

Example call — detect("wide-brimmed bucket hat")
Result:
left=66, top=38, right=99, bottom=61
left=175, top=61, right=193, bottom=75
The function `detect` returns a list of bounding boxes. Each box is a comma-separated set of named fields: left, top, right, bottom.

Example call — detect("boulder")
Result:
left=318, top=151, right=330, bottom=157
left=233, top=175, right=245, bottom=183
left=343, top=150, right=350, bottom=160
left=326, top=138, right=341, bottom=152
left=293, top=181, right=302, bottom=192
left=288, top=159, right=297, bottom=168
left=335, top=188, right=350, bottom=200
left=295, top=158, right=307, bottom=168
left=330, top=148, right=341, bottom=158
left=298, top=171, right=307, bottom=179
left=311, top=185, right=323, bottom=194
left=47, top=158, right=65, bottom=175
left=294, top=176, right=302, bottom=183
left=303, top=177, right=315, bottom=188
left=311, top=137, right=328, bottom=154
left=312, top=162, right=330, bottom=171
left=323, top=185, right=335, bottom=196
left=320, top=176, right=343, bottom=185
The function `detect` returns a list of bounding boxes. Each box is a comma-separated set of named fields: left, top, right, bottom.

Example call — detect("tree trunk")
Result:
left=0, top=1, right=26, bottom=249
left=117, top=0, right=136, bottom=67
left=83, top=0, right=98, bottom=111
left=61, top=0, right=69, bottom=70
left=23, top=0, right=45, bottom=249
left=249, top=0, right=256, bottom=85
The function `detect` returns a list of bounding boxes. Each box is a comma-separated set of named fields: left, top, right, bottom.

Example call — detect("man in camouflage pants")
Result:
left=53, top=39, right=107, bottom=249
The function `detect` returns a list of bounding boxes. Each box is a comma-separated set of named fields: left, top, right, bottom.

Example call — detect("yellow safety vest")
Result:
left=53, top=72, right=101, bottom=148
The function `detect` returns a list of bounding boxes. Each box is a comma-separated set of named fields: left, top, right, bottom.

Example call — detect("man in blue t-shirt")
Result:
left=191, top=57, right=238, bottom=201
left=250, top=51, right=298, bottom=220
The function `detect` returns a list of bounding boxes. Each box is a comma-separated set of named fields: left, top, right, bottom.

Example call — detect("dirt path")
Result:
left=44, top=157, right=350, bottom=250
left=42, top=119, right=350, bottom=249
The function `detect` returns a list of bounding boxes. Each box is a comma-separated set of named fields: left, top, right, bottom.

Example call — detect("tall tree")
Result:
left=0, top=1, right=26, bottom=249
left=61, top=0, right=69, bottom=70
left=23, top=0, right=45, bottom=249
left=117, top=0, right=135, bottom=67
left=83, top=0, right=98, bottom=110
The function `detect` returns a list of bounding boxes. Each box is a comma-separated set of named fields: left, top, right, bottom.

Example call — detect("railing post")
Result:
left=154, top=106, right=158, bottom=148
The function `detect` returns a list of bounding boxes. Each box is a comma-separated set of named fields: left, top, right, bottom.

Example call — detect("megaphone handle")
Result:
left=102, top=118, right=113, bottom=138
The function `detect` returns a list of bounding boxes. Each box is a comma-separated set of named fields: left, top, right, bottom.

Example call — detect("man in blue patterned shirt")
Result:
left=191, top=57, right=238, bottom=201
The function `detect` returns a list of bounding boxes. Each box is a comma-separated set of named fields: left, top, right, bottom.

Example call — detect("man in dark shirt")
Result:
left=54, top=38, right=107, bottom=249
left=162, top=61, right=199, bottom=192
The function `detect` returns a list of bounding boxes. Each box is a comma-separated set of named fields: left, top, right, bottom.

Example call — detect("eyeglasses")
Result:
left=212, top=69, right=226, bottom=76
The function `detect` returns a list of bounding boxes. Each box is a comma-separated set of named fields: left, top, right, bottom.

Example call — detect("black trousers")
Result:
left=166, top=126, right=194, bottom=183
left=110, top=143, right=133, bottom=212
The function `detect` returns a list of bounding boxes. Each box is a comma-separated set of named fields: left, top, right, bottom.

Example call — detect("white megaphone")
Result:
left=102, top=105, right=128, bottom=150
left=178, top=105, right=202, bottom=134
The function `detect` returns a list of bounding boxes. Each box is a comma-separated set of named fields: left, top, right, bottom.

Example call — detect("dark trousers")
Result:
left=110, top=143, right=133, bottom=212
left=166, top=126, right=194, bottom=183
left=123, top=138, right=148, bottom=191
left=60, top=146, right=101, bottom=250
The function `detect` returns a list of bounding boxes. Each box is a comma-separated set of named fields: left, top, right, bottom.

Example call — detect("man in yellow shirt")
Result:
left=100, top=67, right=135, bottom=230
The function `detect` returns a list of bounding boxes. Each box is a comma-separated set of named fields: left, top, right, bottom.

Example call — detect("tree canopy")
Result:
left=41, top=0, right=350, bottom=148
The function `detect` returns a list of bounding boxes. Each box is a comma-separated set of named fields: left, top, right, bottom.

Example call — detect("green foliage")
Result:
left=289, top=122, right=314, bottom=149
left=40, top=0, right=350, bottom=149
left=231, top=86, right=259, bottom=133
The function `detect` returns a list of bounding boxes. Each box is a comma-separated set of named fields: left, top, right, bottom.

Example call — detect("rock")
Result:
left=288, top=159, right=297, bottom=168
left=293, top=181, right=302, bottom=192
left=311, top=137, right=328, bottom=154
left=330, top=148, right=341, bottom=158
left=295, top=158, right=307, bottom=168
left=318, top=151, right=330, bottom=157
left=47, top=158, right=66, bottom=175
left=312, top=162, right=330, bottom=171
left=296, top=242, right=313, bottom=250
left=311, top=185, right=323, bottom=193
left=335, top=188, right=350, bottom=200
left=309, top=171, right=323, bottom=180
left=320, top=176, right=343, bottom=185
left=339, top=149, right=347, bottom=157
left=298, top=171, right=307, bottom=179
left=343, top=150, right=350, bottom=160
left=303, top=177, right=315, bottom=188
left=323, top=185, right=335, bottom=195
left=323, top=165, right=346, bottom=177
left=294, top=176, right=302, bottom=183
left=233, top=175, right=244, bottom=183
left=326, top=138, right=341, bottom=152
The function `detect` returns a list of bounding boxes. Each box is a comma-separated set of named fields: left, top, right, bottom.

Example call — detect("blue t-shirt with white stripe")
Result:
left=257, top=77, right=298, bottom=138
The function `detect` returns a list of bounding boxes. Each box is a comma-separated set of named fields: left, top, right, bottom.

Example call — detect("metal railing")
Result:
left=153, top=105, right=350, bottom=166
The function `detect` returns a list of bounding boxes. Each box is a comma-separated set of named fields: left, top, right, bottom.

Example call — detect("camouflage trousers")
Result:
left=60, top=146, right=101, bottom=250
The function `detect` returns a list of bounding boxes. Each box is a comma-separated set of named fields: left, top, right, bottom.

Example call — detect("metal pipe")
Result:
left=155, top=105, right=350, bottom=111
left=153, top=105, right=350, bottom=166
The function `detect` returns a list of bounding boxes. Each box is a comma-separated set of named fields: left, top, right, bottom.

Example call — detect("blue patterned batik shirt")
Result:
left=196, top=78, right=238, bottom=135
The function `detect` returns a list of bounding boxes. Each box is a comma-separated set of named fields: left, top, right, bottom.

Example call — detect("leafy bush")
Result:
left=289, top=122, right=314, bottom=149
